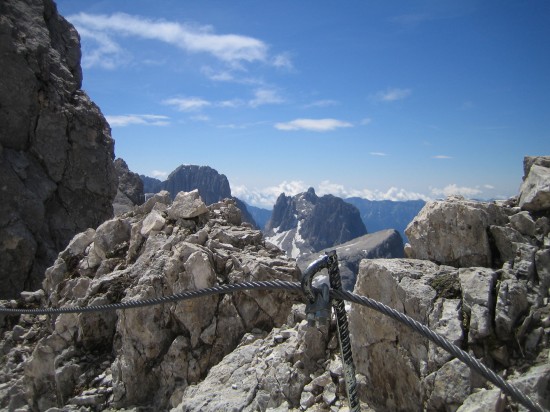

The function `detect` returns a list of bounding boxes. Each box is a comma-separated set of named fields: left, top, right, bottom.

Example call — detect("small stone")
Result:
left=311, top=371, right=332, bottom=388
left=323, top=382, right=337, bottom=405
left=300, top=391, right=316, bottom=409
left=273, top=334, right=284, bottom=344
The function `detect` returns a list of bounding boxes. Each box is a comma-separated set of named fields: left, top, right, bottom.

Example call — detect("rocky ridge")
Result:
left=350, top=156, right=550, bottom=411
left=0, top=190, right=301, bottom=410
left=0, top=0, right=118, bottom=298
left=265, top=188, right=368, bottom=259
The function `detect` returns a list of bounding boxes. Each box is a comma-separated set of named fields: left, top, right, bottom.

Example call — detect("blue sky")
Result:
left=56, top=0, right=550, bottom=208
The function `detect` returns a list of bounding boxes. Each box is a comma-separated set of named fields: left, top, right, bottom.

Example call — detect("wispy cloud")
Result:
left=68, top=12, right=290, bottom=69
left=163, top=97, right=211, bottom=112
left=272, top=52, right=293, bottom=69
left=430, top=184, right=482, bottom=198
left=361, top=117, right=373, bottom=125
left=432, top=155, right=452, bottom=159
left=369, top=152, right=388, bottom=156
left=303, top=99, right=339, bottom=109
left=373, top=87, right=412, bottom=102
left=232, top=180, right=308, bottom=208
left=106, top=114, right=170, bottom=127
left=275, top=118, right=353, bottom=132
left=249, top=88, right=285, bottom=107
left=151, top=170, right=168, bottom=179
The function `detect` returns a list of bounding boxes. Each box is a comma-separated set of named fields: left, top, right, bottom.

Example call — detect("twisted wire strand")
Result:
left=0, top=281, right=544, bottom=412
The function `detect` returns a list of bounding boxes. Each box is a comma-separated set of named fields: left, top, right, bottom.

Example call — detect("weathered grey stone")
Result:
left=489, top=225, right=526, bottom=265
left=509, top=363, right=550, bottom=410
left=167, top=190, right=209, bottom=219
left=406, top=196, right=507, bottom=268
left=459, top=267, right=497, bottom=342
left=171, top=321, right=327, bottom=412
left=428, top=298, right=463, bottom=369
left=350, top=259, right=439, bottom=411
left=140, top=210, right=166, bottom=236
left=519, top=164, right=550, bottom=212
left=509, top=211, right=536, bottom=237
left=93, top=218, right=131, bottom=259
left=456, top=389, right=505, bottom=412
left=494, top=278, right=529, bottom=340
left=423, top=358, right=472, bottom=411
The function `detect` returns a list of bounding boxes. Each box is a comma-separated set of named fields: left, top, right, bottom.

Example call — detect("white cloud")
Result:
left=374, top=87, right=412, bottom=102
left=233, top=179, right=430, bottom=208
left=275, top=118, right=353, bottom=132
left=272, top=52, right=293, bottom=69
left=77, top=27, right=127, bottom=69
left=432, top=155, right=453, bottom=159
left=151, top=170, right=168, bottom=179
left=232, top=180, right=308, bottom=208
left=369, top=152, right=388, bottom=156
left=316, top=181, right=430, bottom=201
left=163, top=97, right=211, bottom=112
left=105, top=114, right=170, bottom=127
left=430, top=184, right=482, bottom=198
left=484, top=184, right=495, bottom=189
left=249, top=88, right=285, bottom=107
left=360, top=117, right=372, bottom=125
left=69, top=13, right=271, bottom=67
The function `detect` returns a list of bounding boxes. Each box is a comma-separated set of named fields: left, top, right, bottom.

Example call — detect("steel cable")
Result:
left=0, top=280, right=544, bottom=412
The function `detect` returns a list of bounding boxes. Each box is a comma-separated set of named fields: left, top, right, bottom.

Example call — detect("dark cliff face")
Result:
left=0, top=0, right=117, bottom=298
left=114, top=158, right=144, bottom=206
left=160, top=165, right=232, bottom=205
left=113, top=158, right=144, bottom=215
left=265, top=188, right=367, bottom=256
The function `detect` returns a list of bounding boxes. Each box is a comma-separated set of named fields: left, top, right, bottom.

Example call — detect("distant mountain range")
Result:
left=344, top=197, right=425, bottom=241
left=140, top=165, right=426, bottom=251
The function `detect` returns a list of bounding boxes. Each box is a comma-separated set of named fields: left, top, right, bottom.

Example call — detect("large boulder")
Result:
left=405, top=196, right=508, bottom=268
left=0, top=0, right=117, bottom=298
left=519, top=163, right=550, bottom=212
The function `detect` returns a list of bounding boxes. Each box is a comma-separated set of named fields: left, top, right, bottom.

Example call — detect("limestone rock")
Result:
left=1, top=196, right=299, bottom=410
left=459, top=267, right=498, bottom=342
left=349, top=258, right=440, bottom=411
left=405, top=196, right=507, bottom=268
left=167, top=190, right=209, bottom=219
left=0, top=0, right=117, bottom=298
left=519, top=163, right=550, bottom=212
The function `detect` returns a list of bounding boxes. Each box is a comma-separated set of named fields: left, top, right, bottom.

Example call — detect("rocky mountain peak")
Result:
left=162, top=165, right=232, bottom=205
left=265, top=189, right=367, bottom=258
left=0, top=0, right=117, bottom=298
